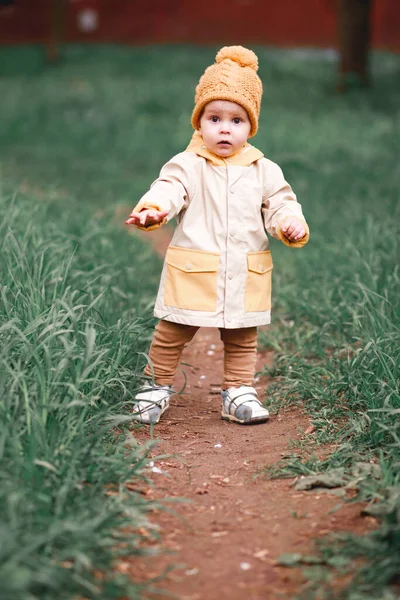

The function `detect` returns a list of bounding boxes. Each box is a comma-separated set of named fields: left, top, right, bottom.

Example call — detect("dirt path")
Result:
left=123, top=224, right=375, bottom=600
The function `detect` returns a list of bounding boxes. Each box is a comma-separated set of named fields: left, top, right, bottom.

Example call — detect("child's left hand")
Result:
left=281, top=217, right=306, bottom=241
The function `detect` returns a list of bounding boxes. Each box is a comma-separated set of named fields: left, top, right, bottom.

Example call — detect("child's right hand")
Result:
left=125, top=208, right=169, bottom=227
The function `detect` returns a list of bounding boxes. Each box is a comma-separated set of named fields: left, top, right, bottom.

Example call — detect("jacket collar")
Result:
left=185, top=131, right=263, bottom=166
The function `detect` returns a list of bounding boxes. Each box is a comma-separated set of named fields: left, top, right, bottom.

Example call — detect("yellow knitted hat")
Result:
left=191, top=45, right=263, bottom=138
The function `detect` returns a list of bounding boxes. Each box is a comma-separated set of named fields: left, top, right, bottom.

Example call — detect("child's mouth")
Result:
left=218, top=141, right=231, bottom=147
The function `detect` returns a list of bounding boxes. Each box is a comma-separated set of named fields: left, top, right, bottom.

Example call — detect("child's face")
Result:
left=199, top=100, right=251, bottom=158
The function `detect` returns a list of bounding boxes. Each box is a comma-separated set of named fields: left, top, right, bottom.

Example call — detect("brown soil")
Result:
left=122, top=222, right=376, bottom=600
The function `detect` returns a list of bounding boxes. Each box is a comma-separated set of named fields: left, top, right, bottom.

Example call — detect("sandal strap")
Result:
left=226, top=386, right=257, bottom=401
left=134, top=385, right=173, bottom=408
left=226, top=386, right=262, bottom=415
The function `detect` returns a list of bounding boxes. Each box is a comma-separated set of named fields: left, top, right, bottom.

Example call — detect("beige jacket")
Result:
left=133, top=136, right=309, bottom=329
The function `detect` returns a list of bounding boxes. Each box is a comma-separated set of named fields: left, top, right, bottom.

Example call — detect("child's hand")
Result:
left=125, top=208, right=168, bottom=227
left=281, top=217, right=306, bottom=241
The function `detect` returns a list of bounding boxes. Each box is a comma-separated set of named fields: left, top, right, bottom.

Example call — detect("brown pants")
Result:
left=143, top=319, right=258, bottom=390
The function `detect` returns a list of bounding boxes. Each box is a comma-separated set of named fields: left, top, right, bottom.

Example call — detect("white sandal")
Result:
left=132, top=382, right=173, bottom=424
left=221, top=386, right=269, bottom=424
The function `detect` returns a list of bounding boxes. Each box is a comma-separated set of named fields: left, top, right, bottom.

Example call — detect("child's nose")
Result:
left=219, top=122, right=231, bottom=133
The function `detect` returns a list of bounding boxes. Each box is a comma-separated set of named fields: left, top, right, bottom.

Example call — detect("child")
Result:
left=126, top=46, right=309, bottom=425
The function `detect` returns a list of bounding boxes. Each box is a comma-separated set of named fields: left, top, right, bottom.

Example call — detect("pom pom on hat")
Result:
left=216, top=46, right=259, bottom=72
left=191, top=45, right=263, bottom=137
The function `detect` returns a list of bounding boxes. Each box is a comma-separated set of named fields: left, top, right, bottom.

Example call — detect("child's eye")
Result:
left=233, top=117, right=242, bottom=124
left=210, top=116, right=219, bottom=123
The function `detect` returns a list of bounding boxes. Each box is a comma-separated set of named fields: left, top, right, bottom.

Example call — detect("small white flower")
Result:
left=152, top=466, right=163, bottom=474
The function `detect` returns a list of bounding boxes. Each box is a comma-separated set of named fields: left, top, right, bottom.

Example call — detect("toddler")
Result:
left=126, top=46, right=309, bottom=425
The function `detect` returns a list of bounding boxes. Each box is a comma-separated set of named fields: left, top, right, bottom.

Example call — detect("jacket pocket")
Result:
left=245, top=251, right=273, bottom=312
left=164, top=246, right=220, bottom=311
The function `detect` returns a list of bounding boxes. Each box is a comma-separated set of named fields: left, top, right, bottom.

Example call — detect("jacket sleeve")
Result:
left=261, top=159, right=310, bottom=248
left=132, top=154, right=193, bottom=231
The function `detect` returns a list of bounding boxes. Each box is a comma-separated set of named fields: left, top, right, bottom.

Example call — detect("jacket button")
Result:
left=260, top=265, right=265, bottom=272
left=186, top=263, right=193, bottom=270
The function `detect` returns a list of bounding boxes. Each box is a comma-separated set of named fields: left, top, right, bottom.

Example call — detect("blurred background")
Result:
left=0, top=1, right=399, bottom=80
left=0, top=0, right=399, bottom=205
left=0, top=0, right=399, bottom=51
left=0, top=1, right=399, bottom=96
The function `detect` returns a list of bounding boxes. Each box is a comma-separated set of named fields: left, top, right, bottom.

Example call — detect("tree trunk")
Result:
left=337, top=0, right=372, bottom=91
left=47, top=0, right=67, bottom=63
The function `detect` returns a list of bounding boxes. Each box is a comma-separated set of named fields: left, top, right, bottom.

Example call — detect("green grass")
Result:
left=253, top=51, right=400, bottom=600
left=0, top=186, right=163, bottom=596
left=0, top=43, right=399, bottom=599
